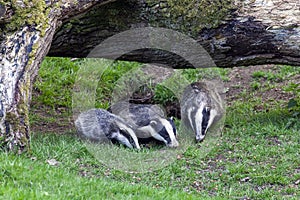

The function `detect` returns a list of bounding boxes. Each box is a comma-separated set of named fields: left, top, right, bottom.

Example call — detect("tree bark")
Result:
left=0, top=0, right=112, bottom=152
left=48, top=0, right=300, bottom=68
left=0, top=0, right=299, bottom=152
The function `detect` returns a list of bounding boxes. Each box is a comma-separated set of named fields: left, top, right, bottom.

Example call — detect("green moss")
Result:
left=145, top=0, right=233, bottom=35
left=27, top=42, right=39, bottom=66
left=2, top=111, right=28, bottom=152
left=5, top=112, right=19, bottom=129
left=1, top=74, right=31, bottom=151
left=0, top=0, right=50, bottom=35
left=5, top=108, right=29, bottom=146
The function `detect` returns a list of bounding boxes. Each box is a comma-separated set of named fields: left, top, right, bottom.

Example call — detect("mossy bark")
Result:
left=0, top=0, right=111, bottom=152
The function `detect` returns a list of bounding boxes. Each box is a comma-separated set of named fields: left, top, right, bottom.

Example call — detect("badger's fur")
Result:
left=110, top=101, right=179, bottom=148
left=181, top=81, right=224, bottom=142
left=75, top=109, right=140, bottom=149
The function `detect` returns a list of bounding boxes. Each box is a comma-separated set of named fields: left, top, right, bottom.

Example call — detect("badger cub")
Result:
left=181, top=81, right=224, bottom=142
left=110, top=101, right=179, bottom=148
left=75, top=109, right=140, bottom=149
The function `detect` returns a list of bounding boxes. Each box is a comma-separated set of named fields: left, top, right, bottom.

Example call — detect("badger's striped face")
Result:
left=187, top=103, right=215, bottom=142
left=149, top=118, right=179, bottom=148
left=168, top=117, right=177, bottom=138
left=118, top=128, right=140, bottom=149
left=136, top=117, right=179, bottom=147
left=108, top=122, right=140, bottom=149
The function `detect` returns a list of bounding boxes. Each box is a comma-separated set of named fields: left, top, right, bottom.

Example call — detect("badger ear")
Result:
left=205, top=106, right=211, bottom=112
left=106, top=131, right=118, bottom=139
left=194, top=88, right=200, bottom=93
left=169, top=117, right=176, bottom=126
left=119, top=127, right=125, bottom=132
left=150, top=120, right=157, bottom=126
left=191, top=106, right=196, bottom=111
left=119, top=127, right=132, bottom=135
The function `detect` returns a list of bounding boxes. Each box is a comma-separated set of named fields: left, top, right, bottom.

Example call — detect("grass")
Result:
left=2, top=58, right=300, bottom=199
left=0, top=147, right=198, bottom=199
left=33, top=57, right=80, bottom=109
left=250, top=65, right=300, bottom=126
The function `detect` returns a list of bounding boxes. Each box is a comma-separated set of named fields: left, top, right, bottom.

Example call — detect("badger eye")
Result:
left=119, top=128, right=127, bottom=133
left=205, top=106, right=211, bottom=112
left=170, top=116, right=174, bottom=121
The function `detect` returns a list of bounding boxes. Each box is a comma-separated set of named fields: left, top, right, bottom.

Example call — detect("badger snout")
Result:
left=167, top=140, right=179, bottom=148
left=195, top=134, right=206, bottom=142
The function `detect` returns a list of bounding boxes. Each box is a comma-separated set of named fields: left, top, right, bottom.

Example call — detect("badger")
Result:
left=75, top=108, right=140, bottom=149
left=110, top=101, right=179, bottom=148
left=181, top=81, right=224, bottom=142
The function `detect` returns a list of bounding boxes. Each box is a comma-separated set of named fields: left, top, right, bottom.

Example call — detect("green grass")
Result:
left=2, top=101, right=299, bottom=199
left=182, top=67, right=229, bottom=82
left=251, top=65, right=300, bottom=82
left=33, top=57, right=80, bottom=109
left=251, top=65, right=300, bottom=126
left=0, top=141, right=199, bottom=199
left=2, top=58, right=300, bottom=199
left=33, top=57, right=230, bottom=110
left=95, top=60, right=141, bottom=108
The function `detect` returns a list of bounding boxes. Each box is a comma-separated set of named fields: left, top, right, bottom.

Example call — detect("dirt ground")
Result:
left=225, top=65, right=297, bottom=105
left=30, top=64, right=298, bottom=134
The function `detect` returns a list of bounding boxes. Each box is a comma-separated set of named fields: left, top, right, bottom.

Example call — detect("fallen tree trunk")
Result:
left=48, top=0, right=300, bottom=68
left=0, top=0, right=299, bottom=152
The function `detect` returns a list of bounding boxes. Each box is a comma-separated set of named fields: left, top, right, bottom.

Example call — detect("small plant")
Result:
left=182, top=68, right=229, bottom=82
left=250, top=81, right=261, bottom=90
left=95, top=61, right=141, bottom=108
left=279, top=65, right=300, bottom=77
left=252, top=70, right=283, bottom=82
left=284, top=82, right=300, bottom=128
left=252, top=70, right=266, bottom=79
left=154, top=84, right=178, bottom=105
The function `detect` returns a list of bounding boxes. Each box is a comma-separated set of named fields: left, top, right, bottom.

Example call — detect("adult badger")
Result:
left=181, top=81, right=224, bottom=142
left=110, top=101, right=179, bottom=148
left=75, top=108, right=140, bottom=149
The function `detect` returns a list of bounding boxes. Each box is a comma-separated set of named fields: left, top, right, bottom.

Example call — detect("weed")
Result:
left=95, top=60, right=141, bottom=108
left=154, top=84, right=178, bottom=105
left=250, top=81, right=261, bottom=90
left=182, top=68, right=229, bottom=82
left=283, top=82, right=300, bottom=128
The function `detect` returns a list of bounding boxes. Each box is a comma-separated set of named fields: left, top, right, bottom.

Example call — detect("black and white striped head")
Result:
left=138, top=117, right=179, bottom=148
left=105, top=121, right=141, bottom=150
left=187, top=102, right=217, bottom=142
left=182, top=82, right=222, bottom=142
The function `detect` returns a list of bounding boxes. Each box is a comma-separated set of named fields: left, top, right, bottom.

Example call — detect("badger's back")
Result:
left=75, top=109, right=133, bottom=141
left=110, top=101, right=165, bottom=128
left=75, top=109, right=112, bottom=142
